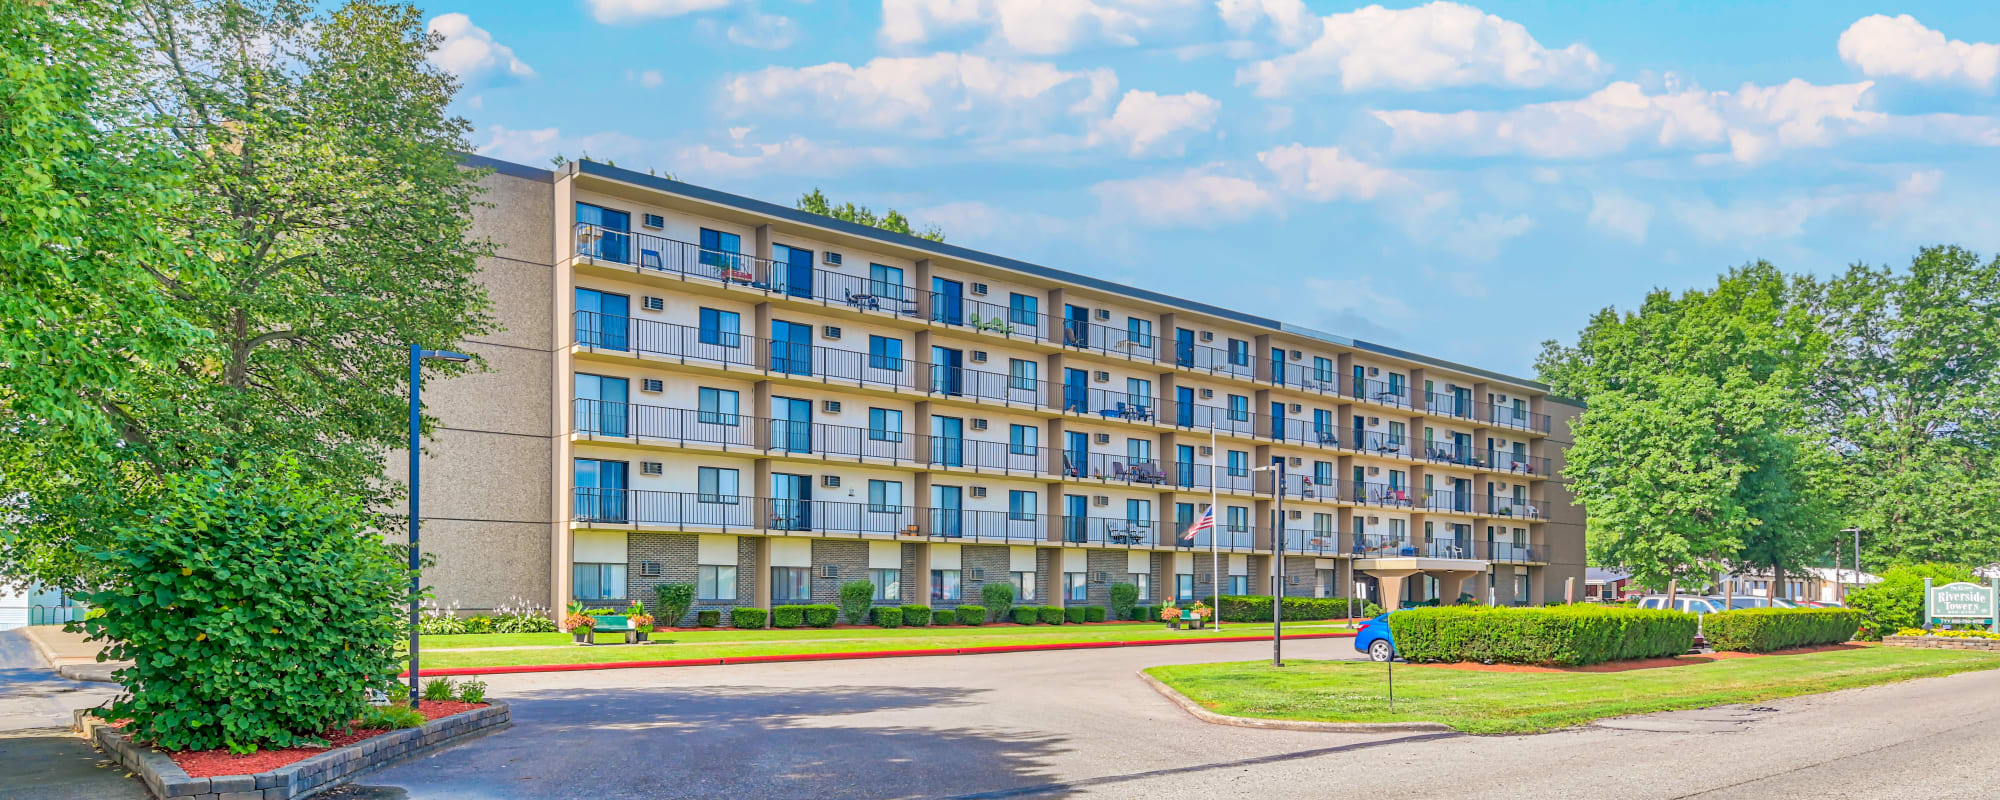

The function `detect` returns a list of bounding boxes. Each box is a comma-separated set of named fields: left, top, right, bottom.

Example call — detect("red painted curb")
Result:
left=405, top=629, right=1358, bottom=678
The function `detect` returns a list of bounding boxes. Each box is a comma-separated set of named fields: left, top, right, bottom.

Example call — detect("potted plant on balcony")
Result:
left=564, top=602, right=597, bottom=645
left=626, top=601, right=655, bottom=644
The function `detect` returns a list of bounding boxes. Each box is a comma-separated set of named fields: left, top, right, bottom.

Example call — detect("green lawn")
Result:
left=416, top=621, right=1352, bottom=670
left=1146, top=646, right=2000, bottom=734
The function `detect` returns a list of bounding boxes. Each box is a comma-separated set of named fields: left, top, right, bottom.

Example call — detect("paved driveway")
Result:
left=324, top=637, right=2000, bottom=800
left=0, top=629, right=143, bottom=800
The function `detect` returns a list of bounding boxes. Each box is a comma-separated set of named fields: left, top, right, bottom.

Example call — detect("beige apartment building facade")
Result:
left=413, top=155, right=1586, bottom=623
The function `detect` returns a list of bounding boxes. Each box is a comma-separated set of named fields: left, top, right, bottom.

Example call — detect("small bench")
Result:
left=584, top=614, right=638, bottom=644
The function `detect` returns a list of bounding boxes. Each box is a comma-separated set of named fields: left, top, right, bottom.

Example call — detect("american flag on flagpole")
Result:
left=1179, top=506, right=1214, bottom=545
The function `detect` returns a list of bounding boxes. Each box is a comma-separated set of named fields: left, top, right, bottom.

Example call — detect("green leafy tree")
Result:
left=1798, top=247, right=2000, bottom=566
left=653, top=583, right=696, bottom=627
left=1108, top=582, right=1139, bottom=620
left=79, top=456, right=406, bottom=752
left=979, top=580, right=1016, bottom=622
left=796, top=188, right=945, bottom=242
left=838, top=580, right=876, bottom=624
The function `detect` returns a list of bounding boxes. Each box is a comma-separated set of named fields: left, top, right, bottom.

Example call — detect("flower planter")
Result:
left=632, top=631, right=650, bottom=644
left=572, top=631, right=592, bottom=645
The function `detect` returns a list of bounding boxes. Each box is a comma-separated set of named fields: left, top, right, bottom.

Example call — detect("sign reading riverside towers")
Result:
left=1925, top=580, right=2000, bottom=632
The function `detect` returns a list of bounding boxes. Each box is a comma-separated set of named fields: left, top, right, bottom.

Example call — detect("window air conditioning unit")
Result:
left=1368, top=466, right=1381, bottom=475
left=1094, top=433, right=1111, bottom=445
left=640, top=461, right=663, bottom=476
left=823, top=251, right=843, bottom=266
left=821, top=475, right=841, bottom=488
left=971, top=283, right=988, bottom=296
left=1093, top=371, right=1110, bottom=383
left=1368, top=417, right=1380, bottom=426
left=1199, top=446, right=1213, bottom=456
left=640, top=561, right=661, bottom=577
left=971, top=418, right=988, bottom=431
left=820, top=565, right=840, bottom=579
left=1369, top=367, right=1381, bottom=376
left=1094, top=309, right=1111, bottom=321
left=1367, top=516, right=1381, bottom=524
left=1289, top=403, right=1302, bottom=413
left=642, top=296, right=665, bottom=312
left=642, top=213, right=664, bottom=229
left=971, top=486, right=987, bottom=498
left=822, top=400, right=842, bottom=413
left=1199, top=388, right=1214, bottom=399
left=1288, top=510, right=1302, bottom=520
left=1289, top=457, right=1302, bottom=467
left=1199, top=331, right=1214, bottom=342
left=1093, top=495, right=1110, bottom=507
left=970, top=567, right=986, bottom=580
left=822, top=325, right=841, bottom=340
left=641, top=378, right=663, bottom=393
left=1290, top=350, right=1302, bottom=360
left=971, top=351, right=987, bottom=363
left=1094, top=571, right=1107, bottom=582
left=1288, top=576, right=1301, bottom=584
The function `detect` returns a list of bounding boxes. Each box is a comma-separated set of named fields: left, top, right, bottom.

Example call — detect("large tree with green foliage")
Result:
left=1539, top=263, right=1836, bottom=593
left=796, top=188, right=945, bottom=242
left=1798, top=246, right=2000, bottom=566
left=0, top=0, right=493, bottom=591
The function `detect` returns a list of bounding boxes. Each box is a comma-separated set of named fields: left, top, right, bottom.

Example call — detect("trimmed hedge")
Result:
left=932, top=608, right=955, bottom=626
left=1216, top=595, right=1357, bottom=622
left=803, top=604, right=839, bottom=628
left=1084, top=606, right=1106, bottom=622
left=730, top=607, right=767, bottom=629
left=1132, top=605, right=1155, bottom=623
left=956, top=605, right=986, bottom=626
left=1037, top=606, right=1065, bottom=624
left=695, top=609, right=721, bottom=628
left=772, top=605, right=806, bottom=629
left=980, top=582, right=1016, bottom=623
left=900, top=604, right=932, bottom=628
left=1388, top=605, right=1697, bottom=666
left=1012, top=606, right=1039, bottom=624
left=873, top=606, right=903, bottom=628
left=1064, top=606, right=1088, bottom=624
left=1704, top=609, right=1861, bottom=653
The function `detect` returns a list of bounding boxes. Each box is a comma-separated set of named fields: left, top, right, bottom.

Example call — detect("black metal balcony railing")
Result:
left=1346, top=376, right=1411, bottom=409
left=924, top=508, right=1043, bottom=543
left=1485, top=403, right=1551, bottom=433
left=1170, top=526, right=1256, bottom=550
left=1276, top=528, right=1349, bottom=555
left=1479, top=495, right=1547, bottom=520
left=1487, top=541, right=1540, bottom=563
left=573, top=400, right=1047, bottom=475
left=575, top=223, right=940, bottom=321
left=1164, top=461, right=1258, bottom=493
left=1057, top=516, right=1160, bottom=548
left=1351, top=533, right=1417, bottom=557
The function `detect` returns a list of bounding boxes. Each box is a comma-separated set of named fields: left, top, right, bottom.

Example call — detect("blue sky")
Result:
left=424, top=1, right=2000, bottom=377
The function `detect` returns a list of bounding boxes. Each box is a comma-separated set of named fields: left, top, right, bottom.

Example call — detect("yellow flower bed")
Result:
left=1896, top=628, right=2000, bottom=640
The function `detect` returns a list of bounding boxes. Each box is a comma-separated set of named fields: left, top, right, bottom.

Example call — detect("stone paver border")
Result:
left=1884, top=634, right=2000, bottom=651
left=1137, top=670, right=1457, bottom=734
left=73, top=701, right=509, bottom=800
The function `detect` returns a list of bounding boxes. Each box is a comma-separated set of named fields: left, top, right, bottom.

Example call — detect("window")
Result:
left=697, top=387, right=740, bottom=425
left=698, top=467, right=739, bottom=504
left=1515, top=573, right=1530, bottom=602
left=1227, top=338, right=1250, bottom=366
left=1008, top=490, right=1038, bottom=520
left=1009, top=358, right=1038, bottom=390
left=698, top=307, right=741, bottom=347
left=1127, top=377, right=1152, bottom=407
left=1313, top=357, right=1333, bottom=382
left=1228, top=575, right=1248, bottom=595
left=1224, top=394, right=1250, bottom=422
left=869, top=335, right=904, bottom=371
left=1226, top=506, right=1249, bottom=533
left=870, top=568, right=901, bottom=602
left=1131, top=572, right=1152, bottom=600
left=868, top=408, right=903, bottom=442
left=1388, top=421, right=1406, bottom=445
left=1013, top=571, right=1036, bottom=601
left=1009, top=424, right=1039, bottom=456
left=697, top=565, right=737, bottom=601
left=1127, top=317, right=1154, bottom=348
left=1227, top=450, right=1248, bottom=477
left=1065, top=572, right=1087, bottom=601
left=1388, top=373, right=1404, bottom=396
left=1317, top=569, right=1335, bottom=598
left=1126, top=499, right=1152, bottom=528
left=931, top=569, right=961, bottom=601
left=573, top=563, right=626, bottom=601
left=772, top=567, right=811, bottom=603
left=699, top=228, right=742, bottom=268
left=1126, top=438, right=1152, bottom=465
left=1176, top=573, right=1195, bottom=602
left=1314, top=461, right=1333, bottom=487
left=1008, top=292, right=1040, bottom=327
left=869, top=264, right=906, bottom=300
left=868, top=480, right=903, bottom=513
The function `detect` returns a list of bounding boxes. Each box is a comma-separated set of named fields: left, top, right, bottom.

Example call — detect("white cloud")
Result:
left=1388, top=189, right=1533, bottom=260
left=1093, top=90, right=1220, bottom=156
left=1372, top=78, right=1901, bottom=163
left=427, top=14, right=534, bottom=82
left=1237, top=1, right=1607, bottom=96
left=1091, top=167, right=1276, bottom=227
left=1301, top=276, right=1414, bottom=323
left=1838, top=14, right=2000, bottom=91
left=913, top=200, right=1083, bottom=242
left=720, top=54, right=1117, bottom=140
left=726, top=11, right=800, bottom=49
left=628, top=69, right=664, bottom=88
left=675, top=135, right=901, bottom=177
left=1215, top=0, right=1321, bottom=48
left=586, top=0, right=734, bottom=23
left=880, top=0, right=1198, bottom=55
left=1256, top=144, right=1404, bottom=201
left=1587, top=189, right=1652, bottom=243
left=474, top=125, right=648, bottom=167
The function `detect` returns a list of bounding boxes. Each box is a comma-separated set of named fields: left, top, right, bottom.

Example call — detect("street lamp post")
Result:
left=1840, top=527, right=1862, bottom=603
left=408, top=345, right=471, bottom=708
left=1252, top=462, right=1286, bottom=666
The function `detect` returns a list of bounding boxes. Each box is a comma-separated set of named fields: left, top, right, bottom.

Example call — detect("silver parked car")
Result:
left=1636, top=595, right=1723, bottom=614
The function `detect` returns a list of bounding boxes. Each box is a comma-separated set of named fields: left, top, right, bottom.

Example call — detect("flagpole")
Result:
left=1211, top=426, right=1220, bottom=633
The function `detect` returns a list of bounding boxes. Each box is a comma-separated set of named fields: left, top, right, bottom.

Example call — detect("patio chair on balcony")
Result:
left=845, top=292, right=882, bottom=311
left=1316, top=430, right=1339, bottom=447
left=1061, top=455, right=1081, bottom=478
left=1100, top=401, right=1127, bottom=420
left=1110, top=461, right=1129, bottom=482
left=639, top=249, right=663, bottom=271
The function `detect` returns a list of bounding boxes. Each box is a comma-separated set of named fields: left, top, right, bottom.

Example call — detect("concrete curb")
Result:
left=1137, top=670, right=1457, bottom=734
left=57, top=663, right=124, bottom=683
left=21, top=625, right=62, bottom=669
left=409, top=630, right=1358, bottom=678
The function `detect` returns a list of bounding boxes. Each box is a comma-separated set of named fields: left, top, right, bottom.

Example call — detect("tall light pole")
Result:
left=408, top=345, right=470, bottom=708
left=1840, top=527, right=1862, bottom=603
left=1253, top=461, right=1286, bottom=666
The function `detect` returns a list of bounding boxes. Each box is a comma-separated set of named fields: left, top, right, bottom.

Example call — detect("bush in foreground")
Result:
left=873, top=606, right=903, bottom=628
left=1064, top=606, right=1087, bottom=624
left=696, top=610, right=722, bottom=628
left=838, top=581, right=876, bottom=625
left=1012, top=606, right=1039, bottom=624
left=803, top=604, right=839, bottom=628
left=1084, top=606, right=1106, bottom=622
left=1388, top=605, right=1697, bottom=666
left=956, top=605, right=986, bottom=626
left=1846, top=563, right=1977, bottom=640
left=900, top=604, right=931, bottom=627
left=78, top=458, right=404, bottom=752
left=932, top=608, right=955, bottom=626
left=654, top=583, right=695, bottom=629
left=1216, top=596, right=1355, bottom=622
left=980, top=582, right=1015, bottom=623
left=1038, top=606, right=1065, bottom=624
left=771, top=606, right=805, bottom=629
left=1704, top=608, right=1861, bottom=652
left=730, top=607, right=766, bottom=629
left=1108, top=583, right=1139, bottom=620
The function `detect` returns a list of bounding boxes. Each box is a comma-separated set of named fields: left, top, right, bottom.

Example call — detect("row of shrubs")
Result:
left=712, top=604, right=1117, bottom=629
left=1212, top=596, right=1384, bottom=622
left=1389, top=605, right=1700, bottom=666
left=1703, top=609, right=1861, bottom=653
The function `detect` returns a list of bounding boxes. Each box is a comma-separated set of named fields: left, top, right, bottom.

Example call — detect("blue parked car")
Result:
left=1354, top=612, right=1396, bottom=662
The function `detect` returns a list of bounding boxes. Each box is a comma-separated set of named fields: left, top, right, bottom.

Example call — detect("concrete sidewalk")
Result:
left=19, top=625, right=126, bottom=683
left=0, top=629, right=142, bottom=799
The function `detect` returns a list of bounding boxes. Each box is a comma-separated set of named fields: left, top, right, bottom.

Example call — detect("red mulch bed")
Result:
left=1415, top=643, right=1872, bottom=674
left=163, top=701, right=487, bottom=778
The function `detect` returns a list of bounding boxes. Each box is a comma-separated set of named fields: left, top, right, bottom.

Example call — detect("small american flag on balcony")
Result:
left=1179, top=506, right=1214, bottom=545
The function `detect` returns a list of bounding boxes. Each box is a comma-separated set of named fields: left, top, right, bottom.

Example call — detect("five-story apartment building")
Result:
left=415, top=156, right=1585, bottom=623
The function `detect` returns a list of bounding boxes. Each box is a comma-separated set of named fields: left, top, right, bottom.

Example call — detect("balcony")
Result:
left=922, top=508, right=1044, bottom=543
left=1351, top=533, right=1418, bottom=558
left=574, top=487, right=1049, bottom=542
left=1486, top=541, right=1543, bottom=563
left=1058, top=516, right=1161, bottom=548
left=574, top=223, right=935, bottom=321
left=1276, top=528, right=1350, bottom=556
left=1484, top=403, right=1552, bottom=434
left=1478, top=495, right=1547, bottom=521
left=573, top=400, right=1046, bottom=475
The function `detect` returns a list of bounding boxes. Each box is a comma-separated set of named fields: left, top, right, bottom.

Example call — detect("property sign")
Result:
left=1925, top=580, right=1999, bottom=630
